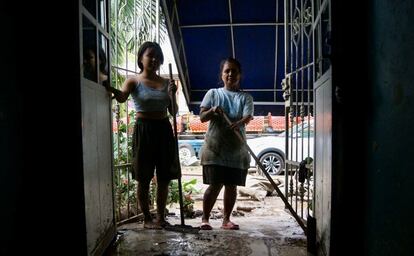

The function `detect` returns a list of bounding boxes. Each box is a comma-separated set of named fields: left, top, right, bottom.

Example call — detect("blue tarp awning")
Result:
left=162, top=0, right=286, bottom=115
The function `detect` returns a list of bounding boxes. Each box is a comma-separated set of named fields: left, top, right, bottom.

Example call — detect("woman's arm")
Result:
left=105, top=77, right=137, bottom=103
left=229, top=93, right=254, bottom=129
left=199, top=106, right=222, bottom=122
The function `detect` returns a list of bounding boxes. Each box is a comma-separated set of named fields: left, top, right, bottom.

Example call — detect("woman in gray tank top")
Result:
left=105, top=41, right=178, bottom=229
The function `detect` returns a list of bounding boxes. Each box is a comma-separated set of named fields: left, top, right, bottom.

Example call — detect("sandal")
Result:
left=221, top=221, right=239, bottom=230
left=200, top=222, right=213, bottom=230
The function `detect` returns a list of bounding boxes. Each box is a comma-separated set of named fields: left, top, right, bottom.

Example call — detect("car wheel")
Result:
left=257, top=152, right=284, bottom=176
left=179, top=144, right=195, bottom=163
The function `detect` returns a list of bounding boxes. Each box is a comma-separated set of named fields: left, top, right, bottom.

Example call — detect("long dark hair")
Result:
left=137, top=41, right=164, bottom=72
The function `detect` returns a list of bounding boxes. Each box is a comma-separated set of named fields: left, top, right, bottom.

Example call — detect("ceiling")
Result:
left=162, top=0, right=287, bottom=116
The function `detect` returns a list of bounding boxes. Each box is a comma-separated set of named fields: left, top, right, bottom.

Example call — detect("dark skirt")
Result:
left=202, top=165, right=247, bottom=186
left=132, top=118, right=180, bottom=182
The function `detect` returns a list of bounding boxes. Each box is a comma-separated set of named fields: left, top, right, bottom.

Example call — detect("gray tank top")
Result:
left=130, top=80, right=170, bottom=112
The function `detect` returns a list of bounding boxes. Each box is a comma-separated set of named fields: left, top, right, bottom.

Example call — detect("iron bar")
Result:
left=221, top=112, right=307, bottom=233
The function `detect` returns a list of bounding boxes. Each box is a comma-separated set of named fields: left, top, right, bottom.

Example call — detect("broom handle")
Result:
left=221, top=111, right=307, bottom=233
left=169, top=63, right=185, bottom=226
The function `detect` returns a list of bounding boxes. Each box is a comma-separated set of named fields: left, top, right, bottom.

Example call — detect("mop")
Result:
left=163, top=63, right=200, bottom=234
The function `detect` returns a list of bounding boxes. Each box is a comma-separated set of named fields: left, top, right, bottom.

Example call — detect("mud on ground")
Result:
left=108, top=165, right=308, bottom=256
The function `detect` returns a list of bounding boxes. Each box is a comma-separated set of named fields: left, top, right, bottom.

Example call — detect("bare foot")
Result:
left=154, top=219, right=171, bottom=228
left=143, top=220, right=162, bottom=229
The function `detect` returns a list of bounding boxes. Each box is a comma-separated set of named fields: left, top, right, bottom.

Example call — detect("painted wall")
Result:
left=0, top=7, right=19, bottom=255
left=331, top=1, right=414, bottom=255
left=366, top=1, right=414, bottom=255
left=2, top=2, right=88, bottom=255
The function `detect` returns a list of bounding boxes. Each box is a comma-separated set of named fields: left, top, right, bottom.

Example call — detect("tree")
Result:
left=110, top=0, right=167, bottom=67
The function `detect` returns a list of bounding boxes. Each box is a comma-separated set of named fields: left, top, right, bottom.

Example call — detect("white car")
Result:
left=247, top=120, right=314, bottom=175
left=178, top=120, right=314, bottom=175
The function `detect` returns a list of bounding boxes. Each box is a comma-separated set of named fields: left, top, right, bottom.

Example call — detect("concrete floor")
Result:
left=105, top=166, right=308, bottom=255
left=106, top=199, right=307, bottom=255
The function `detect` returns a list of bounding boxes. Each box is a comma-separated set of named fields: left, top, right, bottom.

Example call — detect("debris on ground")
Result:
left=181, top=155, right=199, bottom=166
left=238, top=175, right=282, bottom=201
left=236, top=206, right=255, bottom=212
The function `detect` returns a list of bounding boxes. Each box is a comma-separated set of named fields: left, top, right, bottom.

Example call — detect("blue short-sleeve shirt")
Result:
left=200, top=88, right=254, bottom=169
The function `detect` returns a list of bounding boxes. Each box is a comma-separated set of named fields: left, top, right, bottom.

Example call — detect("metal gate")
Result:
left=282, top=0, right=331, bottom=233
left=282, top=0, right=314, bottom=231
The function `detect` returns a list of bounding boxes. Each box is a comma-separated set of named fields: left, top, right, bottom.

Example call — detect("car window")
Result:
left=279, top=121, right=314, bottom=138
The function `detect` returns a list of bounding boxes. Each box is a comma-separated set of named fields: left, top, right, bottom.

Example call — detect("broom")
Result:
left=164, top=63, right=199, bottom=234
left=220, top=111, right=307, bottom=233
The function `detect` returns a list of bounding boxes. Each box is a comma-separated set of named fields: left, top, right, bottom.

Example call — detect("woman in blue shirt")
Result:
left=199, top=57, right=254, bottom=230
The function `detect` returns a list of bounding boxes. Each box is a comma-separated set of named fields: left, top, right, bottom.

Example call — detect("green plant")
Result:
left=167, top=179, right=200, bottom=218
left=113, top=106, right=136, bottom=164
left=114, top=168, right=138, bottom=220
left=113, top=104, right=141, bottom=221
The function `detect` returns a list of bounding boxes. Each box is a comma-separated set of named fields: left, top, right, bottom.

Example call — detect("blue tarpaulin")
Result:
left=162, top=0, right=287, bottom=115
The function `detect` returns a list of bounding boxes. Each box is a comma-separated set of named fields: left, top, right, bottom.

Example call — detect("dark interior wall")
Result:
left=0, top=5, right=19, bottom=254
left=331, top=1, right=414, bottom=255
left=2, top=2, right=87, bottom=254
left=330, top=1, right=370, bottom=255
left=366, top=0, right=414, bottom=255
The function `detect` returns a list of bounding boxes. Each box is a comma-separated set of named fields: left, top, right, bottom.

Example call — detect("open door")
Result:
left=284, top=0, right=332, bottom=254
left=312, top=1, right=332, bottom=255
left=80, top=0, right=116, bottom=255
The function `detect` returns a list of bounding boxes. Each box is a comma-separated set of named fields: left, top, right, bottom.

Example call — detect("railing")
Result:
left=285, top=158, right=313, bottom=221
left=114, top=163, right=136, bottom=224
left=283, top=0, right=315, bottom=230
left=114, top=161, right=160, bottom=225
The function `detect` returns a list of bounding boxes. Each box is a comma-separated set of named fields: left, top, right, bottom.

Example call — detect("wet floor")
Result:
left=106, top=167, right=308, bottom=255
left=106, top=201, right=307, bottom=255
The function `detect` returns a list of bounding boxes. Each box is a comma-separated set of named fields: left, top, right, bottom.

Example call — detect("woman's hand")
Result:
left=168, top=79, right=177, bottom=95
left=211, top=106, right=223, bottom=115
left=168, top=79, right=179, bottom=115
left=229, top=120, right=242, bottom=130
left=199, top=106, right=222, bottom=122
left=229, top=115, right=253, bottom=130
